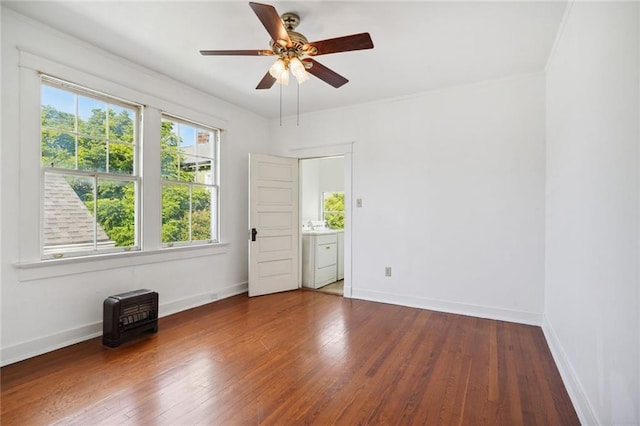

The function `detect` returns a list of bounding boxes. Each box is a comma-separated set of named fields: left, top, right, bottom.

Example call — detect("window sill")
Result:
left=15, top=242, right=230, bottom=282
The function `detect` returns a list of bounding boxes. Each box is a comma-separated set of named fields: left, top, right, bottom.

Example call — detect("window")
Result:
left=322, top=192, right=345, bottom=230
left=40, top=76, right=140, bottom=257
left=160, top=115, right=219, bottom=246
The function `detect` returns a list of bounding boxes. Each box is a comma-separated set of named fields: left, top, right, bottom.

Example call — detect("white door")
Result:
left=248, top=154, right=299, bottom=297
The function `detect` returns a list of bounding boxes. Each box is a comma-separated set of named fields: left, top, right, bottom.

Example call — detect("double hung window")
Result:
left=160, top=115, right=219, bottom=246
left=40, top=76, right=140, bottom=257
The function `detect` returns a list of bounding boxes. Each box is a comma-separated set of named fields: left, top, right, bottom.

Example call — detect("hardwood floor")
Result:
left=1, top=290, right=579, bottom=425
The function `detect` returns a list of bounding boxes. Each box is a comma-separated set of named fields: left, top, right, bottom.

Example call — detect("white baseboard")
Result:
left=350, top=288, right=543, bottom=326
left=159, top=281, right=248, bottom=317
left=542, top=315, right=599, bottom=426
left=1, top=322, right=103, bottom=367
left=218, top=281, right=248, bottom=299
left=0, top=281, right=248, bottom=367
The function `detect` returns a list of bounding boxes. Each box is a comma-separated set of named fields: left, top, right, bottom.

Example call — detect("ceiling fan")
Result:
left=200, top=2, right=374, bottom=90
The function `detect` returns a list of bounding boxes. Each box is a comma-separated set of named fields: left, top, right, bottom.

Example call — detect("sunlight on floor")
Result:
left=316, top=280, right=343, bottom=296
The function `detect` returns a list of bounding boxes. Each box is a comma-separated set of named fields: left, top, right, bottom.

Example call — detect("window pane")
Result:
left=78, top=137, right=107, bottom=172
left=78, top=96, right=106, bottom=138
left=43, top=173, right=103, bottom=253
left=195, top=158, right=213, bottom=184
left=325, top=212, right=345, bottom=230
left=192, top=186, right=212, bottom=241
left=323, top=192, right=345, bottom=229
left=109, top=142, right=134, bottom=175
left=161, top=149, right=179, bottom=180
left=97, top=179, right=136, bottom=247
left=41, top=85, right=75, bottom=132
left=162, top=183, right=190, bottom=244
left=195, top=129, right=214, bottom=158
left=41, top=130, right=76, bottom=169
left=179, top=124, right=196, bottom=153
left=179, top=154, right=196, bottom=182
left=109, top=105, right=135, bottom=143
left=161, top=120, right=180, bottom=149
left=161, top=119, right=180, bottom=180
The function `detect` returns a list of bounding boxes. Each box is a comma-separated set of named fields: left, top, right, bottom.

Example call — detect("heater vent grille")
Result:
left=120, top=302, right=154, bottom=327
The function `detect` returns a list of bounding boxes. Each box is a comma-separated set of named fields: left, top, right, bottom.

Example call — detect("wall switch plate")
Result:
left=356, top=198, right=363, bottom=208
left=385, top=267, right=392, bottom=277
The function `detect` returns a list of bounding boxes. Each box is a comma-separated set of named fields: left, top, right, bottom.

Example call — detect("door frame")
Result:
left=288, top=142, right=353, bottom=298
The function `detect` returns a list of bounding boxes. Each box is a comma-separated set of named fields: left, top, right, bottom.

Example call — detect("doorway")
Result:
left=300, top=156, right=345, bottom=296
left=247, top=145, right=353, bottom=299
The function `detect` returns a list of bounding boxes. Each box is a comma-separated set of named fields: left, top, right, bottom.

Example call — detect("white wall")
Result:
left=0, top=9, right=270, bottom=365
left=300, top=157, right=344, bottom=224
left=544, top=2, right=639, bottom=425
left=301, top=159, right=320, bottom=223
left=272, top=73, right=547, bottom=324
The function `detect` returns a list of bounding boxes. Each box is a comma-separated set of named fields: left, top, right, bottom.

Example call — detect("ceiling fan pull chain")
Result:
left=297, top=82, right=300, bottom=126
left=279, top=82, right=283, bottom=126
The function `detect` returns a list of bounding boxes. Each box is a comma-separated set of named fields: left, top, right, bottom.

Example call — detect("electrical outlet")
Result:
left=356, top=198, right=363, bottom=208
left=385, top=267, right=392, bottom=277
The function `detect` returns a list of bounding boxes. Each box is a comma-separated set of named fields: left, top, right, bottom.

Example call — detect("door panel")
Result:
left=258, top=235, right=293, bottom=253
left=258, top=212, right=292, bottom=228
left=248, top=154, right=299, bottom=297
left=257, top=186, right=292, bottom=205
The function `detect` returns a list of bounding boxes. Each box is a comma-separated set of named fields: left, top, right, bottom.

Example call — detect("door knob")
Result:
left=251, top=228, right=258, bottom=242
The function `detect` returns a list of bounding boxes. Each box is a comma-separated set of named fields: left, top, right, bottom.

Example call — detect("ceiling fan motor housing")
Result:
left=271, top=12, right=316, bottom=59
left=272, top=32, right=314, bottom=58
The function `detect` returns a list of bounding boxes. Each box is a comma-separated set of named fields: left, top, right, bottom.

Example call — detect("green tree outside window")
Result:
left=323, top=192, right=344, bottom=230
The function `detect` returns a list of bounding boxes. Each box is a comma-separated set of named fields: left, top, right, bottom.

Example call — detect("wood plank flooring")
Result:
left=1, top=290, right=579, bottom=425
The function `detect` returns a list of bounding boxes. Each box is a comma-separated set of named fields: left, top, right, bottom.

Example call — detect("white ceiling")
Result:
left=4, top=1, right=567, bottom=118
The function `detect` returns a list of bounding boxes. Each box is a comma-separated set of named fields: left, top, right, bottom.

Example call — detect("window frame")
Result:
left=39, top=75, right=142, bottom=259
left=160, top=113, right=221, bottom=248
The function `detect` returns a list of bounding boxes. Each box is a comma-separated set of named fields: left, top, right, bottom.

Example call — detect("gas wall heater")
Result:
left=103, top=289, right=158, bottom=347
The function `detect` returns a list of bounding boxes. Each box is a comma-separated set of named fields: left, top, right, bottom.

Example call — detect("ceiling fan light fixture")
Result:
left=289, top=57, right=310, bottom=84
left=277, top=69, right=290, bottom=85
left=269, top=58, right=289, bottom=85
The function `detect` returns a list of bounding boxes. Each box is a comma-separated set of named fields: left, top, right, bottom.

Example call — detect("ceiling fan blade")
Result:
left=307, top=33, right=374, bottom=56
left=249, top=2, right=292, bottom=47
left=302, top=58, right=348, bottom=88
left=256, top=71, right=276, bottom=90
left=200, top=49, right=274, bottom=56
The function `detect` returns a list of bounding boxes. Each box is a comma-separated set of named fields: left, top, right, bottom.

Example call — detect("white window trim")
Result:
left=16, top=50, right=230, bottom=277
left=15, top=243, right=230, bottom=282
